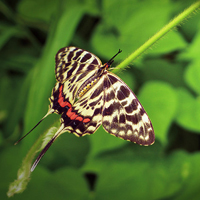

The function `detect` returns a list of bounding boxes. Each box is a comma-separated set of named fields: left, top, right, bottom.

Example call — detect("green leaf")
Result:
left=0, top=24, right=21, bottom=50
left=179, top=27, right=200, bottom=61
left=8, top=167, right=89, bottom=199
left=41, top=133, right=90, bottom=170
left=6, top=146, right=89, bottom=198
left=17, top=0, right=58, bottom=22
left=1, top=146, right=24, bottom=199
left=94, top=147, right=190, bottom=200
left=92, top=0, right=173, bottom=59
left=175, top=88, right=200, bottom=132
left=184, top=59, right=200, bottom=95
left=138, top=81, right=178, bottom=145
left=172, top=153, right=200, bottom=200
left=142, top=59, right=185, bottom=87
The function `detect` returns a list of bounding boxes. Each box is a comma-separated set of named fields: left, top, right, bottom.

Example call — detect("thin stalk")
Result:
left=112, top=1, right=200, bottom=73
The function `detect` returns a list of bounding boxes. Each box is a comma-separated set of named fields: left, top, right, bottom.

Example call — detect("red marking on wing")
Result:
left=58, top=85, right=72, bottom=108
left=66, top=107, right=91, bottom=123
left=83, top=118, right=90, bottom=123
left=70, top=113, right=78, bottom=120
left=76, top=116, right=83, bottom=121
left=66, top=107, right=76, bottom=119
left=58, top=83, right=91, bottom=123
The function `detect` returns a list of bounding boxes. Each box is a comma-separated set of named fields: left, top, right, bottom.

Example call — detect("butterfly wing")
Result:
left=59, top=74, right=105, bottom=136
left=102, top=72, right=154, bottom=146
left=48, top=47, right=103, bottom=114
left=54, top=47, right=102, bottom=105
left=30, top=76, right=105, bottom=171
left=55, top=46, right=102, bottom=82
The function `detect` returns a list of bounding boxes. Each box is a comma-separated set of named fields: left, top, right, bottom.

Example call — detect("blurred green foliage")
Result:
left=1, top=0, right=200, bottom=199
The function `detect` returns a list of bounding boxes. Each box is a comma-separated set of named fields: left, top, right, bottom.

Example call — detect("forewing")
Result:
left=58, top=76, right=105, bottom=136
left=102, top=73, right=154, bottom=146
left=54, top=47, right=103, bottom=104
left=55, top=46, right=102, bottom=82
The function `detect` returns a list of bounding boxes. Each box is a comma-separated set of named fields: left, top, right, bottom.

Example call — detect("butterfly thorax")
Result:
left=77, top=65, right=108, bottom=99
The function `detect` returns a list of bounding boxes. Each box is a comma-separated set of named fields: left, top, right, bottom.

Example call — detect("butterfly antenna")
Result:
left=107, top=49, right=122, bottom=65
left=14, top=111, right=53, bottom=145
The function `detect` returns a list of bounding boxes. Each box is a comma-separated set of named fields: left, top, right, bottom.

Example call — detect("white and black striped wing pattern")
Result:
left=55, top=46, right=102, bottom=83
left=22, top=46, right=155, bottom=171
left=102, top=73, right=154, bottom=145
left=53, top=46, right=102, bottom=106
left=59, top=76, right=105, bottom=137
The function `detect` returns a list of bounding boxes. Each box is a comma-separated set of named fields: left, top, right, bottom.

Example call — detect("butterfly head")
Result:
left=104, top=49, right=122, bottom=68
left=104, top=49, right=122, bottom=70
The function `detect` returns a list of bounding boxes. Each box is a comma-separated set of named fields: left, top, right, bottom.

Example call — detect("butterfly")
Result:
left=16, top=46, right=154, bottom=171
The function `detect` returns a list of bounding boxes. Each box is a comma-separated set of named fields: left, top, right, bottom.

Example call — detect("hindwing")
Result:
left=102, top=73, right=154, bottom=145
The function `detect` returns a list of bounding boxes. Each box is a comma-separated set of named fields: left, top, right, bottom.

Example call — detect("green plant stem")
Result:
left=112, top=1, right=200, bottom=74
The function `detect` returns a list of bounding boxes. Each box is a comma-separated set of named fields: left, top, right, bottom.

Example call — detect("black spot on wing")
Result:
left=139, top=126, right=144, bottom=134
left=105, top=90, right=115, bottom=102
left=108, top=74, right=118, bottom=84
left=67, top=50, right=74, bottom=61
left=73, top=50, right=83, bottom=60
left=119, top=114, right=125, bottom=123
left=103, top=77, right=111, bottom=89
left=94, top=107, right=102, bottom=115
left=79, top=99, right=88, bottom=107
left=76, top=72, right=88, bottom=82
left=91, top=58, right=100, bottom=65
left=126, top=113, right=141, bottom=124
left=120, top=85, right=130, bottom=97
left=69, top=84, right=75, bottom=93
left=125, top=124, right=133, bottom=132
left=89, top=95, right=103, bottom=107
left=148, top=130, right=155, bottom=144
left=75, top=124, right=86, bottom=134
left=133, top=113, right=142, bottom=124
left=80, top=53, right=92, bottom=62
left=139, top=107, right=145, bottom=116
left=121, top=101, right=127, bottom=106
left=113, top=116, right=118, bottom=123
left=103, top=102, right=120, bottom=116
left=125, top=99, right=138, bottom=113
left=67, top=63, right=77, bottom=77
left=90, top=84, right=103, bottom=99
left=103, top=104, right=114, bottom=116
left=70, top=76, right=76, bottom=84
left=126, top=114, right=132, bottom=122
left=61, top=61, right=71, bottom=69
left=57, top=74, right=64, bottom=81
left=87, top=64, right=96, bottom=71
left=117, top=90, right=126, bottom=100
left=145, top=122, right=151, bottom=129
left=77, top=64, right=85, bottom=72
